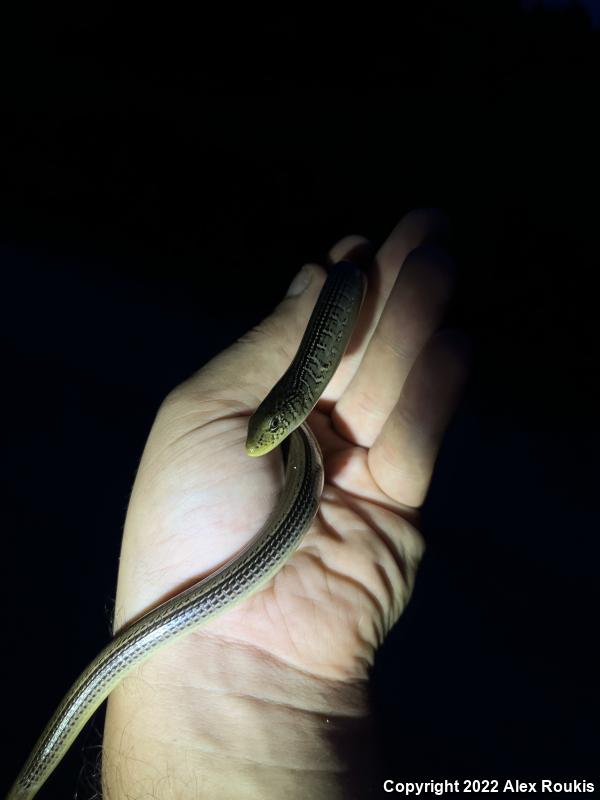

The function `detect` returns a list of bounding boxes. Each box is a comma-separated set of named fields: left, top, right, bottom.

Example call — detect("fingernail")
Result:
left=286, top=265, right=313, bottom=297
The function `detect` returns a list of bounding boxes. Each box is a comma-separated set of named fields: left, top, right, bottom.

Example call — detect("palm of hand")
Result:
left=118, top=394, right=422, bottom=684
left=113, top=211, right=466, bottom=686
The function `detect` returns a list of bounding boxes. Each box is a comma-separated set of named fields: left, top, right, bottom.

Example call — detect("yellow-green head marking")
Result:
left=245, top=399, right=296, bottom=456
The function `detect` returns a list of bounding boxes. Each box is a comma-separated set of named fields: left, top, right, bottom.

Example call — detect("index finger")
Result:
left=321, top=207, right=451, bottom=402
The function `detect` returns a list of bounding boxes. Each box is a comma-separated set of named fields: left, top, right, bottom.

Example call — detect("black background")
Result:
left=1, top=2, right=599, bottom=797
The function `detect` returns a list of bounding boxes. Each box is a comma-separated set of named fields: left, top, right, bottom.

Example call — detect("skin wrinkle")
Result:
left=298, top=539, right=389, bottom=627
left=317, top=485, right=422, bottom=590
left=338, top=385, right=388, bottom=432
left=371, top=423, right=429, bottom=492
left=177, top=631, right=372, bottom=701
left=373, top=561, right=404, bottom=631
left=152, top=394, right=231, bottom=438
left=114, top=693, right=363, bottom=773
left=320, top=454, right=419, bottom=519
left=144, top=629, right=367, bottom=717
left=280, top=550, right=382, bottom=673
left=289, top=519, right=415, bottom=646
left=370, top=328, right=415, bottom=368
left=131, top=681, right=365, bottom=719
left=163, top=422, right=233, bottom=461
left=349, top=501, right=420, bottom=587
left=268, top=582, right=306, bottom=667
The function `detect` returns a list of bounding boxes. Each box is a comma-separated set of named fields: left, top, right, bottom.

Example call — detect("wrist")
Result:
left=103, top=632, right=379, bottom=799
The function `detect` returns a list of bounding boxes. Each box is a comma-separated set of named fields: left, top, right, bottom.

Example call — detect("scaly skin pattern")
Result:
left=246, top=260, right=365, bottom=455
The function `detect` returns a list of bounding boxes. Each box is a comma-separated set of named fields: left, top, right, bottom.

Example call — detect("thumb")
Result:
left=237, top=262, right=328, bottom=391
left=284, top=262, right=322, bottom=299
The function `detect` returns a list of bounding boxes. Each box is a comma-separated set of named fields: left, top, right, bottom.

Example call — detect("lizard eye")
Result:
left=268, top=415, right=281, bottom=433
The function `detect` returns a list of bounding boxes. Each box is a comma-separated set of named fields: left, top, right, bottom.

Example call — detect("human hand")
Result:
left=103, top=208, right=469, bottom=799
